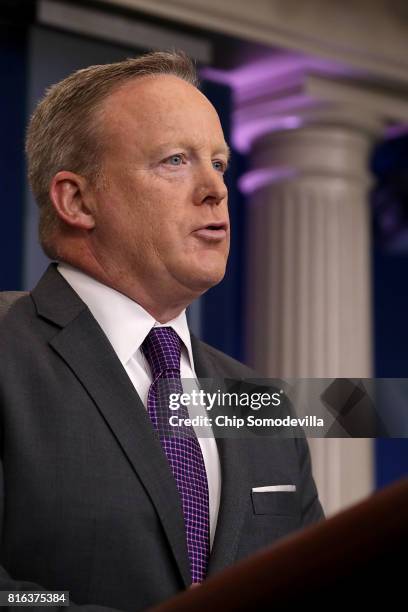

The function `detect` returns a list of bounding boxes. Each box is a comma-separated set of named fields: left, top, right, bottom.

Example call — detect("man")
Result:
left=0, top=51, right=323, bottom=611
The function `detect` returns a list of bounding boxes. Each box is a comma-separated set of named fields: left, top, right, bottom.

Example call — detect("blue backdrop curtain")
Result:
left=372, top=134, right=408, bottom=486
left=0, top=23, right=26, bottom=290
left=199, top=80, right=246, bottom=363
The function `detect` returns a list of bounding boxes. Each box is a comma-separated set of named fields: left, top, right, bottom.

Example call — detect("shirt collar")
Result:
left=57, top=263, right=195, bottom=367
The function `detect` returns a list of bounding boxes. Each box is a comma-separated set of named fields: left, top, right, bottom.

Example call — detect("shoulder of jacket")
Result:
left=0, top=291, right=29, bottom=320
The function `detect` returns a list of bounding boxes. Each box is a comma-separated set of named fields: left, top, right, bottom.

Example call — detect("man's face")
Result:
left=91, top=74, right=230, bottom=303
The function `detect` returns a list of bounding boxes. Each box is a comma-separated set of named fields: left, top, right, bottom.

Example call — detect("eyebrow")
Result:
left=218, top=144, right=231, bottom=162
left=153, top=141, right=231, bottom=161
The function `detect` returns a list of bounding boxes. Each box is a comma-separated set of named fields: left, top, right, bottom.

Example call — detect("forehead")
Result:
left=100, top=74, right=226, bottom=150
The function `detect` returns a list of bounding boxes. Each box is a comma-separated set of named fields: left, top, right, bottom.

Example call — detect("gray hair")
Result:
left=25, top=50, right=198, bottom=258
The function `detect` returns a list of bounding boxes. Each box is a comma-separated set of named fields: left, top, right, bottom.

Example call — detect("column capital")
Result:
left=203, top=54, right=408, bottom=155
left=240, top=123, right=374, bottom=194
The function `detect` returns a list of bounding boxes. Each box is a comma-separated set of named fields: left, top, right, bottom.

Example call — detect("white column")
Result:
left=244, top=122, right=377, bottom=515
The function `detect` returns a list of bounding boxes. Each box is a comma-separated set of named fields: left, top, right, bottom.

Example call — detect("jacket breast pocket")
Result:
left=251, top=491, right=300, bottom=516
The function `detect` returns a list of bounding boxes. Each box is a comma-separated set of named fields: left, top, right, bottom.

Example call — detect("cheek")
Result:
left=148, top=193, right=190, bottom=236
left=103, top=181, right=151, bottom=230
left=100, top=175, right=191, bottom=251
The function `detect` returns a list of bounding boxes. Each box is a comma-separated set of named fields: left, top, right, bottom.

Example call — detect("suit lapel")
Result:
left=32, top=265, right=191, bottom=586
left=191, top=335, right=251, bottom=575
left=32, top=265, right=250, bottom=581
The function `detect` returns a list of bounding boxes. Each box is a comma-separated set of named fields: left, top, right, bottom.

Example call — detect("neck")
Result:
left=60, top=251, right=197, bottom=324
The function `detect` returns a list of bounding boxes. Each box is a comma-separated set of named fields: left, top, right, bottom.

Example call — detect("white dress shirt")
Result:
left=58, top=263, right=221, bottom=547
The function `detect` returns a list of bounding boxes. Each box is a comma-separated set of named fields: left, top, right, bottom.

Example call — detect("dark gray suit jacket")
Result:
left=0, top=265, right=323, bottom=611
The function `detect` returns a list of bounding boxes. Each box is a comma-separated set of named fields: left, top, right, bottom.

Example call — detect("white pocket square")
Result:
left=252, top=485, right=296, bottom=493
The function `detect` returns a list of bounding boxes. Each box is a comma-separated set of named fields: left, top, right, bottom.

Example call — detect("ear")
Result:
left=49, top=171, right=96, bottom=230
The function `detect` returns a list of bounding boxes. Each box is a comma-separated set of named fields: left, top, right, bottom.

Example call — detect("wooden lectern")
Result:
left=149, top=478, right=408, bottom=610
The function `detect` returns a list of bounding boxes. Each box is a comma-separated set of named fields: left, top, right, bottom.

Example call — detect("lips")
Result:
left=193, top=222, right=228, bottom=242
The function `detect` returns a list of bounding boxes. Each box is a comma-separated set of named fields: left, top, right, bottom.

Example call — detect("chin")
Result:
left=188, top=266, right=226, bottom=293
left=174, top=252, right=228, bottom=294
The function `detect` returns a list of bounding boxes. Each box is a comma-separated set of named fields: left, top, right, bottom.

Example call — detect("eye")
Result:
left=164, top=154, right=185, bottom=166
left=212, top=159, right=227, bottom=173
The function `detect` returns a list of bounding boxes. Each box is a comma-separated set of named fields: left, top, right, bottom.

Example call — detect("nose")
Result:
left=193, top=165, right=228, bottom=206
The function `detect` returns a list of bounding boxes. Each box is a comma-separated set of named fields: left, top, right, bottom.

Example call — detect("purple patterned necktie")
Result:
left=141, top=327, right=210, bottom=583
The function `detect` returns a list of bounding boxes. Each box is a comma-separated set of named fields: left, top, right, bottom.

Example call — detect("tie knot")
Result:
left=141, top=327, right=182, bottom=380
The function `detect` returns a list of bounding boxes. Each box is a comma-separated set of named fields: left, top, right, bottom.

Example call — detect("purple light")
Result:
left=239, top=167, right=297, bottom=194
left=201, top=52, right=361, bottom=154
left=234, top=94, right=314, bottom=124
left=201, top=53, right=305, bottom=90
left=233, top=115, right=303, bottom=153
left=385, top=124, right=408, bottom=140
left=200, top=53, right=361, bottom=101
